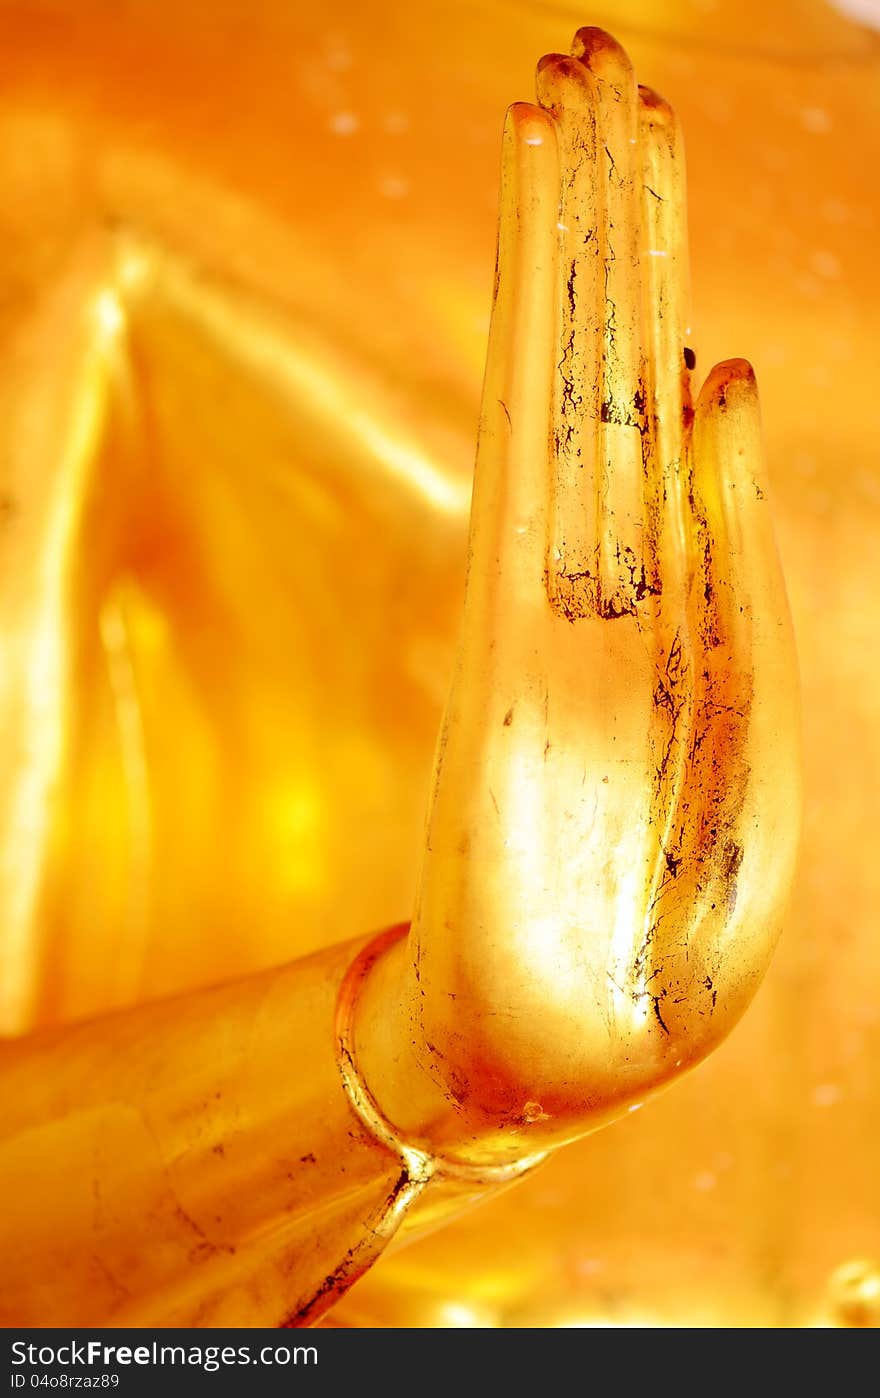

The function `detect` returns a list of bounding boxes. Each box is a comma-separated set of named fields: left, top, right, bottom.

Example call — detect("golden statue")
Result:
left=0, top=0, right=876, bottom=1329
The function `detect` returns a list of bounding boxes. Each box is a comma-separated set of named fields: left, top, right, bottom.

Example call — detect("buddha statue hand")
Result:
left=355, top=29, right=801, bottom=1167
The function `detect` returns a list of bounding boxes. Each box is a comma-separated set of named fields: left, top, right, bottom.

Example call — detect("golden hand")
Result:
left=355, top=29, right=801, bottom=1167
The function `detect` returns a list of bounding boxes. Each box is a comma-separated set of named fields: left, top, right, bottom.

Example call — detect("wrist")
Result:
left=345, top=922, right=554, bottom=1169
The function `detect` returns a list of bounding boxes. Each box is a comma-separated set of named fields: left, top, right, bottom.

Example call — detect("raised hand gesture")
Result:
left=356, top=29, right=801, bottom=1167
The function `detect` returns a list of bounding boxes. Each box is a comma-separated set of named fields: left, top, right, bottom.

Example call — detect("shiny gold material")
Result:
left=355, top=29, right=801, bottom=1167
left=0, top=935, right=405, bottom=1326
left=0, top=19, right=799, bottom=1321
left=0, top=0, right=876, bottom=1330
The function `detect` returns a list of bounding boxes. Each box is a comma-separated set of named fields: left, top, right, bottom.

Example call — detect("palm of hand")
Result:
left=387, top=29, right=801, bottom=1156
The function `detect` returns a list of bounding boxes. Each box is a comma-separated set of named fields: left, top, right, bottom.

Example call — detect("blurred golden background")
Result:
left=0, top=0, right=877, bottom=1326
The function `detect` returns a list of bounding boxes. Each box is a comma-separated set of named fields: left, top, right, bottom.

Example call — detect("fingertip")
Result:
left=571, top=26, right=630, bottom=73
left=697, top=358, right=759, bottom=416
left=639, top=84, right=675, bottom=129
left=693, top=360, right=770, bottom=536
left=505, top=101, right=556, bottom=149
left=535, top=50, right=568, bottom=85
left=535, top=52, right=592, bottom=113
left=536, top=50, right=567, bottom=76
left=500, top=102, right=558, bottom=213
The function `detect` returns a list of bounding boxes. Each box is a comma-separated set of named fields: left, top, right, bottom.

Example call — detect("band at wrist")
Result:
left=335, top=924, right=547, bottom=1190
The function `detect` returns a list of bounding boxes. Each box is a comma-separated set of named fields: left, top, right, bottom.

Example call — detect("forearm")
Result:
left=0, top=933, right=419, bottom=1327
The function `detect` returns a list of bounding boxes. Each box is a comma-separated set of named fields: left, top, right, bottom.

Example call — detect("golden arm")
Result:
left=0, top=932, right=493, bottom=1326
left=0, top=936, right=405, bottom=1327
left=0, top=929, right=540, bottom=1327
